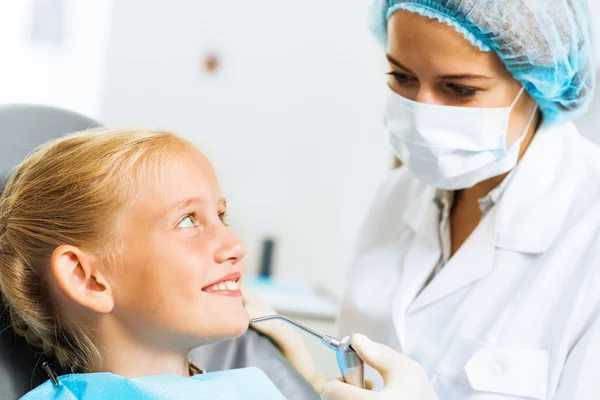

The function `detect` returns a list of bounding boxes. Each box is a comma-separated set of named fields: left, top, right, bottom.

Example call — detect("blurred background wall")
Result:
left=1, top=0, right=599, bottom=300
left=0, top=0, right=392, bottom=301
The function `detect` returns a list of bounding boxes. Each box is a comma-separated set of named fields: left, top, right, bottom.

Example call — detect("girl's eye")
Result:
left=219, top=211, right=228, bottom=226
left=177, top=214, right=196, bottom=228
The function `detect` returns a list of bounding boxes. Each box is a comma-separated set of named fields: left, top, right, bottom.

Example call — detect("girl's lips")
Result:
left=201, top=272, right=241, bottom=290
left=202, top=287, right=242, bottom=297
left=201, top=272, right=242, bottom=297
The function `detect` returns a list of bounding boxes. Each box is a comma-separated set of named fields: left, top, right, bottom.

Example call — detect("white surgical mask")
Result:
left=384, top=86, right=537, bottom=190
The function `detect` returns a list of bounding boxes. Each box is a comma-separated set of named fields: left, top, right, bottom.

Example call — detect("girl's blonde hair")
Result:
left=0, top=128, right=194, bottom=372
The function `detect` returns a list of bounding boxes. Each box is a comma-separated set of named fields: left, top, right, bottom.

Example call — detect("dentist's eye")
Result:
left=387, top=71, right=417, bottom=85
left=447, top=83, right=478, bottom=98
left=177, top=213, right=197, bottom=228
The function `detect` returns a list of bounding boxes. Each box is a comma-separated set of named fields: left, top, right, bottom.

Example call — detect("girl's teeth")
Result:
left=225, top=281, right=237, bottom=290
left=217, top=282, right=227, bottom=291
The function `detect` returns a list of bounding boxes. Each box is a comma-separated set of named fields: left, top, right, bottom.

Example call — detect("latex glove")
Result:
left=242, top=284, right=327, bottom=392
left=321, top=334, right=438, bottom=400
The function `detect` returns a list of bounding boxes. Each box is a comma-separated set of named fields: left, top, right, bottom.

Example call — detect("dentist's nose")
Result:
left=415, top=87, right=438, bottom=105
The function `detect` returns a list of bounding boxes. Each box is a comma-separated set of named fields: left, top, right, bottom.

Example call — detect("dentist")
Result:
left=338, top=0, right=600, bottom=398
left=255, top=0, right=600, bottom=399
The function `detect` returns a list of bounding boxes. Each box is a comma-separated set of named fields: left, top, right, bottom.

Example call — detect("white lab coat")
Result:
left=339, top=121, right=600, bottom=399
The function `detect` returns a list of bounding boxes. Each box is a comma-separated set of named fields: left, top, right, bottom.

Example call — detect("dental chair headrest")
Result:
left=0, top=103, right=100, bottom=399
left=0, top=104, right=100, bottom=184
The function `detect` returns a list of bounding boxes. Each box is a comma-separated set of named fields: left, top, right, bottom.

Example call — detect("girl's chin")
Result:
left=192, top=313, right=250, bottom=345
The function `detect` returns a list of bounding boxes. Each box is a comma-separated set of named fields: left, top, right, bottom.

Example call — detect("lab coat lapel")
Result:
left=400, top=185, right=441, bottom=296
left=394, top=186, right=442, bottom=345
left=408, top=206, right=497, bottom=313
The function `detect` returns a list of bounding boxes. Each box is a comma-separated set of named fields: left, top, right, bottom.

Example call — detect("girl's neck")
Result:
left=93, top=317, right=191, bottom=378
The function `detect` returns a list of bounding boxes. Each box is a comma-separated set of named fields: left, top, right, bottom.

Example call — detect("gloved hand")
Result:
left=242, top=285, right=327, bottom=392
left=321, top=334, right=438, bottom=400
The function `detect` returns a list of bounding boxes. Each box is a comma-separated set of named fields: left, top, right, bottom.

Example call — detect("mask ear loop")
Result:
left=505, top=89, right=538, bottom=151
left=522, top=103, right=539, bottom=136
left=509, top=102, right=539, bottom=149
left=508, top=86, right=526, bottom=111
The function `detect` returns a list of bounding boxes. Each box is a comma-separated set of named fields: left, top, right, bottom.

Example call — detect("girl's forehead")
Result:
left=128, top=151, right=222, bottom=216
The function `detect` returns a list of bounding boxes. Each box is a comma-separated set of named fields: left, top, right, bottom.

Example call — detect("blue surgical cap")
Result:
left=370, top=0, right=596, bottom=124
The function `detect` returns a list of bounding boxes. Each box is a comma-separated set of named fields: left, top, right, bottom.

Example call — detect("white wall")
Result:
left=590, top=2, right=600, bottom=67
left=574, top=68, right=600, bottom=144
left=6, top=0, right=599, bottom=296
left=574, top=1, right=600, bottom=143
left=0, top=0, right=112, bottom=119
left=99, top=0, right=391, bottom=297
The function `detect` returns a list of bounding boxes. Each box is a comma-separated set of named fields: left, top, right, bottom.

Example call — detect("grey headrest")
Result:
left=0, top=104, right=100, bottom=399
left=0, top=104, right=100, bottom=182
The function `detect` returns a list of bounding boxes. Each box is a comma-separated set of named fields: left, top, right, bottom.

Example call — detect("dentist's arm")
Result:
left=321, top=334, right=438, bottom=400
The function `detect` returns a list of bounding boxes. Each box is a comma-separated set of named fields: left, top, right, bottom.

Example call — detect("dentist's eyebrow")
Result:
left=386, top=54, right=415, bottom=74
left=387, top=54, right=492, bottom=80
left=439, top=73, right=492, bottom=80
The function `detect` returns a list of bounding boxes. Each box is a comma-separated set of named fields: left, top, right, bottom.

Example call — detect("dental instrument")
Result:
left=250, top=315, right=365, bottom=389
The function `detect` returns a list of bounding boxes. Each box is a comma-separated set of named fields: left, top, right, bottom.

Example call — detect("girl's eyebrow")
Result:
left=166, top=197, right=205, bottom=215
left=166, top=196, right=227, bottom=215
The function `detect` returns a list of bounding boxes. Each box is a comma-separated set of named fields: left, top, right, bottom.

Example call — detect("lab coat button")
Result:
left=488, top=360, right=507, bottom=377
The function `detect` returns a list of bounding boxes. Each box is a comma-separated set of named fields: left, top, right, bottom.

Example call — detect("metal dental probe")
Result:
left=251, top=315, right=365, bottom=388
